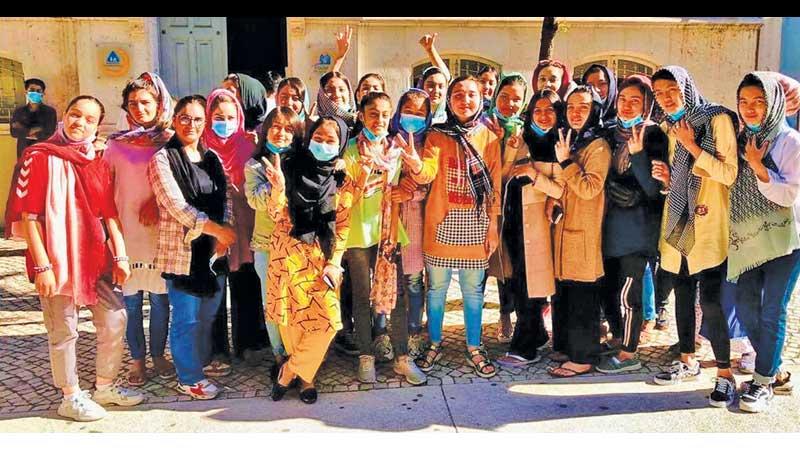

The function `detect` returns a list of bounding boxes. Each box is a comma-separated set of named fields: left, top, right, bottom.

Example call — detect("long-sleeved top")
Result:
left=10, top=104, right=57, bottom=158
left=658, top=114, right=738, bottom=275
left=265, top=167, right=368, bottom=333
left=410, top=126, right=502, bottom=267
left=553, top=137, right=612, bottom=283
left=753, top=126, right=800, bottom=224
left=244, top=157, right=276, bottom=252
left=148, top=148, right=233, bottom=277
left=602, top=125, right=669, bottom=259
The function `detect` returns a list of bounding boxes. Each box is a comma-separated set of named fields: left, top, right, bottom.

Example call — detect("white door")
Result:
left=158, top=17, right=228, bottom=98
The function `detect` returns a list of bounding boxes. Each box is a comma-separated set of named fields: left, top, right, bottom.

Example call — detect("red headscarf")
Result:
left=531, top=59, right=573, bottom=99
left=201, top=88, right=253, bottom=188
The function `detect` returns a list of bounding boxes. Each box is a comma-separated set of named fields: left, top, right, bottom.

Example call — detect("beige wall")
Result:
left=287, top=18, right=760, bottom=111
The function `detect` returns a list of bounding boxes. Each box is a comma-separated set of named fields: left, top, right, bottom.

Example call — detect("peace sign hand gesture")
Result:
left=261, top=156, right=285, bottom=193
left=395, top=132, right=423, bottom=174
left=555, top=128, right=573, bottom=163
left=627, top=124, right=646, bottom=155
left=486, top=114, right=504, bottom=140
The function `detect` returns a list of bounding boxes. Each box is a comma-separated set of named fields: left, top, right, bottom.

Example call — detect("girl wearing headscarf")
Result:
left=495, top=89, right=565, bottom=367
left=6, top=95, right=144, bottom=421
left=595, top=75, right=668, bottom=374
left=546, top=86, right=611, bottom=378
left=581, top=63, right=619, bottom=126
left=202, top=89, right=267, bottom=367
left=389, top=88, right=434, bottom=359
left=418, top=66, right=451, bottom=125
left=276, top=77, right=314, bottom=131
left=483, top=73, right=528, bottom=344
left=649, top=66, right=738, bottom=409
left=531, top=59, right=577, bottom=100
left=244, top=106, right=305, bottom=380
left=104, top=72, right=175, bottom=386
left=149, top=95, right=235, bottom=400
left=342, top=91, right=426, bottom=386
left=317, top=72, right=358, bottom=135
left=266, top=115, right=369, bottom=404
left=728, top=72, right=800, bottom=412
left=407, top=75, right=502, bottom=379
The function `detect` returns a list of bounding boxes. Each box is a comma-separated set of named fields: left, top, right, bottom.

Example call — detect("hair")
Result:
left=66, top=95, right=106, bottom=124
left=264, top=71, right=284, bottom=95
left=210, top=92, right=237, bottom=113
left=358, top=91, right=391, bottom=112
left=356, top=73, right=386, bottom=99
left=260, top=106, right=304, bottom=146
left=121, top=75, right=161, bottom=112
left=320, top=71, right=351, bottom=90
left=24, top=78, right=46, bottom=92
left=583, top=65, right=605, bottom=79
left=306, top=116, right=342, bottom=148
left=420, top=66, right=445, bottom=87
left=651, top=69, right=677, bottom=84
left=276, top=77, right=307, bottom=111
left=223, top=73, right=240, bottom=86
left=173, top=95, right=207, bottom=117
left=528, top=89, right=561, bottom=110
left=402, top=90, right=431, bottom=114
left=447, top=74, right=481, bottom=99
left=478, top=66, right=499, bottom=79
left=495, top=74, right=527, bottom=97
left=566, top=85, right=595, bottom=101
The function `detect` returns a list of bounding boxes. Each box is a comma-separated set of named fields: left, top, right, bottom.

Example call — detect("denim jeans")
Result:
left=733, top=249, right=800, bottom=383
left=426, top=265, right=486, bottom=348
left=123, top=291, right=170, bottom=360
left=406, top=271, right=425, bottom=334
left=167, top=274, right=226, bottom=385
left=253, top=250, right=286, bottom=357
left=642, top=262, right=656, bottom=321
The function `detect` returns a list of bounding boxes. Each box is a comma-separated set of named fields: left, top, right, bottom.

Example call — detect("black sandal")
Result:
left=271, top=364, right=295, bottom=402
left=466, top=347, right=496, bottom=379
left=415, top=343, right=442, bottom=373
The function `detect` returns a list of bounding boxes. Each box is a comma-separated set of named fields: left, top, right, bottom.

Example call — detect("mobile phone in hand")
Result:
left=552, top=204, right=564, bottom=224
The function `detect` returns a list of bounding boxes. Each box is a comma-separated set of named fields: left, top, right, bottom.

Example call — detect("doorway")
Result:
left=226, top=18, right=287, bottom=86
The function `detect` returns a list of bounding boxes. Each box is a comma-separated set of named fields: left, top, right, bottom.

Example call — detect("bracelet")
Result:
left=113, top=255, right=130, bottom=262
left=33, top=263, right=52, bottom=274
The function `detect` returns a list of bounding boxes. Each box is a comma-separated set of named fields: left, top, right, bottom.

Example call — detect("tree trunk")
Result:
left=538, top=17, right=559, bottom=61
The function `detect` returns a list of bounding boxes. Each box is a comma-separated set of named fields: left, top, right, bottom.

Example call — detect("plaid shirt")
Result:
left=148, top=149, right=233, bottom=277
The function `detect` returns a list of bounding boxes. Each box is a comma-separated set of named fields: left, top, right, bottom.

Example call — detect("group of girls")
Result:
left=7, top=27, right=800, bottom=422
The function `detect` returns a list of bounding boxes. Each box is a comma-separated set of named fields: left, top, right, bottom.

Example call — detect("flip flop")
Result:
left=549, top=351, right=570, bottom=363
left=126, top=370, right=147, bottom=387
left=496, top=353, right=540, bottom=368
left=547, top=364, right=593, bottom=378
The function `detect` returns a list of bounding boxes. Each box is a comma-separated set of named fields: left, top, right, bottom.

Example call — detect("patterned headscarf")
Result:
left=654, top=65, right=738, bottom=256
left=110, top=72, right=174, bottom=146
left=317, top=72, right=357, bottom=127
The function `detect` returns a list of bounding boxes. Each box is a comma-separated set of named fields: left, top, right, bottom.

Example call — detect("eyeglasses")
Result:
left=178, top=115, right=205, bottom=126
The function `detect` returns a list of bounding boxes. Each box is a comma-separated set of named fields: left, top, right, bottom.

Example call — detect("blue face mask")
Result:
left=668, top=107, right=686, bottom=122
left=362, top=126, right=388, bottom=143
left=492, top=107, right=518, bottom=122
left=26, top=91, right=43, bottom=104
left=619, top=115, right=644, bottom=129
left=211, top=120, right=237, bottom=138
left=308, top=140, right=339, bottom=162
left=745, top=122, right=762, bottom=132
left=266, top=141, right=291, bottom=155
left=399, top=114, right=427, bottom=134
left=529, top=121, right=550, bottom=137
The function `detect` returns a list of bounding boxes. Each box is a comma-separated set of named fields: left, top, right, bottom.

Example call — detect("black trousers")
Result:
left=667, top=259, right=730, bottom=369
left=553, top=280, right=601, bottom=365
left=601, top=254, right=648, bottom=353
left=228, top=263, right=268, bottom=357
left=654, top=259, right=673, bottom=312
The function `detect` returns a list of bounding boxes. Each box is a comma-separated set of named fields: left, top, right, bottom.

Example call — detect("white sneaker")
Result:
left=358, top=355, right=377, bottom=383
left=93, top=385, right=145, bottom=407
left=739, top=352, right=756, bottom=374
left=393, top=355, right=428, bottom=386
left=177, top=379, right=220, bottom=400
left=57, top=391, right=107, bottom=422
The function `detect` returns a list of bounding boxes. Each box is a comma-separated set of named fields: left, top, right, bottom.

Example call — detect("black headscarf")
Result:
left=522, top=91, right=564, bottom=163
left=235, top=73, right=269, bottom=131
left=581, top=64, right=618, bottom=126
left=162, top=135, right=228, bottom=295
left=562, top=86, right=605, bottom=153
left=285, top=115, right=349, bottom=260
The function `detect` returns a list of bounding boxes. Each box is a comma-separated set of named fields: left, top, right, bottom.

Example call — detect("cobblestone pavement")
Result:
left=2, top=237, right=799, bottom=415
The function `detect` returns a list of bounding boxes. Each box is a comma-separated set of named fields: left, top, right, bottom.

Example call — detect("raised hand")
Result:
left=334, top=25, right=353, bottom=60
left=627, top=124, right=646, bottom=155
left=671, top=118, right=696, bottom=149
left=486, top=114, right=504, bottom=139
left=651, top=160, right=671, bottom=188
left=419, top=33, right=438, bottom=53
left=262, top=156, right=285, bottom=192
left=555, top=128, right=572, bottom=163
left=395, top=132, right=423, bottom=174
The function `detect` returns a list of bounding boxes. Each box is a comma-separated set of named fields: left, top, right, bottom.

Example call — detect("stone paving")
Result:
left=2, top=236, right=799, bottom=416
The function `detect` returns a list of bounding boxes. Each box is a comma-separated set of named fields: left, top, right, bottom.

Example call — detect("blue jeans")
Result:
left=642, top=262, right=656, bottom=321
left=407, top=271, right=425, bottom=334
left=167, top=274, right=226, bottom=385
left=733, top=250, right=800, bottom=383
left=253, top=251, right=286, bottom=357
left=426, top=265, right=486, bottom=348
left=124, top=291, right=170, bottom=360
